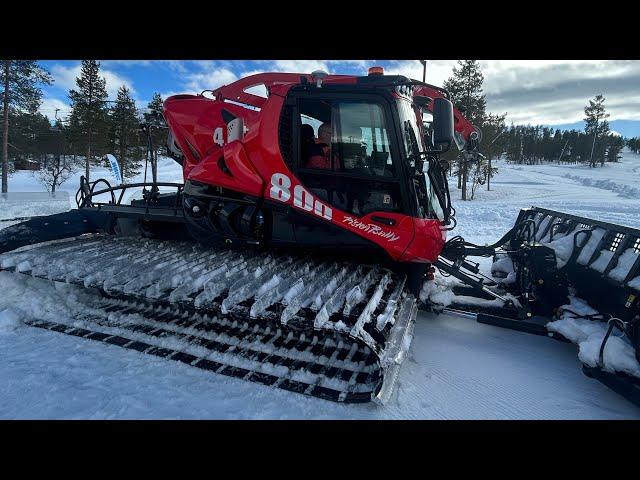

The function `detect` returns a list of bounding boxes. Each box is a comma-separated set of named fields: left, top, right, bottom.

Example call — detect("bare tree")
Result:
left=34, top=154, right=77, bottom=193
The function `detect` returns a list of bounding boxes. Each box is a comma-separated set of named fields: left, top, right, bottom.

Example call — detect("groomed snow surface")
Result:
left=1, top=153, right=640, bottom=419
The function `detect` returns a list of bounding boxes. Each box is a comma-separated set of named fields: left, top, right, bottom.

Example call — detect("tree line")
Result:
left=439, top=61, right=633, bottom=201
left=1, top=60, right=165, bottom=193
left=500, top=122, right=626, bottom=166
left=1, top=59, right=638, bottom=197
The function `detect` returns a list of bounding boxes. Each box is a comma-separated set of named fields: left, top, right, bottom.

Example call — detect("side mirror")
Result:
left=432, top=97, right=454, bottom=152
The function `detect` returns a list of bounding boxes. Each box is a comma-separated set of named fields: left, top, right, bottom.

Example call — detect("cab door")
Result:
left=289, top=92, right=411, bottom=247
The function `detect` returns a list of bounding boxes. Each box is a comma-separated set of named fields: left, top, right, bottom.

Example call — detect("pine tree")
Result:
left=144, top=92, right=165, bottom=157
left=443, top=60, right=486, bottom=200
left=110, top=86, right=143, bottom=180
left=146, top=92, right=163, bottom=120
left=604, top=134, right=625, bottom=163
left=584, top=94, right=610, bottom=168
left=1, top=60, right=52, bottom=192
left=68, top=60, right=109, bottom=182
left=480, top=112, right=506, bottom=192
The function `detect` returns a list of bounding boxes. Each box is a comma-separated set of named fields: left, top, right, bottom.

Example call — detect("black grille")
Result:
left=609, top=232, right=625, bottom=252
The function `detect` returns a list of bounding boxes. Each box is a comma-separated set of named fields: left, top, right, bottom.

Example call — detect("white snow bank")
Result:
left=590, top=250, right=615, bottom=273
left=420, top=279, right=456, bottom=306
left=547, top=296, right=640, bottom=378
left=563, top=172, right=640, bottom=199
left=491, top=256, right=516, bottom=284
left=0, top=192, right=72, bottom=231
left=0, top=271, right=100, bottom=326
left=576, top=228, right=606, bottom=265
left=544, top=230, right=589, bottom=268
left=420, top=275, right=513, bottom=309
left=0, top=308, right=22, bottom=334
left=609, top=248, right=639, bottom=282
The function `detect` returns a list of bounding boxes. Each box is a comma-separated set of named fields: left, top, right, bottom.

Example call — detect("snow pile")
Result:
left=562, top=172, right=640, bottom=199
left=0, top=192, right=72, bottom=230
left=576, top=229, right=607, bottom=265
left=420, top=277, right=457, bottom=306
left=419, top=275, right=511, bottom=309
left=547, top=296, right=640, bottom=378
left=590, top=250, right=615, bottom=273
left=490, top=256, right=516, bottom=284
left=0, top=271, right=100, bottom=326
left=609, top=248, right=639, bottom=282
left=543, top=232, right=587, bottom=268
left=0, top=308, right=22, bottom=334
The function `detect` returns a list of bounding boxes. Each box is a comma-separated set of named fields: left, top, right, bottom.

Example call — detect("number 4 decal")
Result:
left=213, top=127, right=224, bottom=147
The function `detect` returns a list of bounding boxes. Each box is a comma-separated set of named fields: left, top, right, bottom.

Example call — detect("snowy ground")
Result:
left=1, top=153, right=639, bottom=419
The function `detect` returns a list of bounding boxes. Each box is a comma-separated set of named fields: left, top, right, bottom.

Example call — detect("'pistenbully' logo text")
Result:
left=342, top=216, right=400, bottom=242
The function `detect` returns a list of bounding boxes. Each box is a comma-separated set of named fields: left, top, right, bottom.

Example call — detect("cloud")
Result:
left=51, top=62, right=135, bottom=99
left=383, top=60, right=456, bottom=87
left=378, top=60, right=640, bottom=125
left=44, top=60, right=640, bottom=131
left=182, top=68, right=238, bottom=94
left=486, top=71, right=640, bottom=124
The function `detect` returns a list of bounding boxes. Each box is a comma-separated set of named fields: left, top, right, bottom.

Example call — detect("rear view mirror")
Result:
left=432, top=97, right=454, bottom=152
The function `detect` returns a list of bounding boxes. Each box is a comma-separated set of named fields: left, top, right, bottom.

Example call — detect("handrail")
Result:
left=76, top=178, right=184, bottom=210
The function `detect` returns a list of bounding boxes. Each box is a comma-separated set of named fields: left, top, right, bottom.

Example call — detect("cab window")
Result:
left=295, top=96, right=405, bottom=217
left=298, top=98, right=397, bottom=178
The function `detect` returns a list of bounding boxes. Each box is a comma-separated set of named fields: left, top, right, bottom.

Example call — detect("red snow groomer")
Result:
left=1, top=68, right=639, bottom=406
left=161, top=70, right=478, bottom=290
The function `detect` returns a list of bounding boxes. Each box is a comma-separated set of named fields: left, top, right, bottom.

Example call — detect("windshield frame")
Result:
left=396, top=96, right=447, bottom=222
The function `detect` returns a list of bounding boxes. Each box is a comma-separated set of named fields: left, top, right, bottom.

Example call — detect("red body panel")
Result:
left=188, top=141, right=265, bottom=197
left=164, top=73, right=473, bottom=264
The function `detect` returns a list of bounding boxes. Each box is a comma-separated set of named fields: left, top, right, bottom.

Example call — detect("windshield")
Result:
left=397, top=97, right=446, bottom=222
left=396, top=98, right=425, bottom=163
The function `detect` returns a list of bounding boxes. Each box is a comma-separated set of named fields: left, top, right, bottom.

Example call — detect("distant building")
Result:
left=14, top=159, right=41, bottom=171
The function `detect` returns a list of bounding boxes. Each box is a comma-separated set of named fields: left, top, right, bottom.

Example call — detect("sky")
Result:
left=38, top=60, right=640, bottom=136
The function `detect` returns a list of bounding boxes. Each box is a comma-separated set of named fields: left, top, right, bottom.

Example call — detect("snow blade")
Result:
left=0, top=234, right=417, bottom=404
left=512, top=207, right=640, bottom=329
left=506, top=207, right=640, bottom=406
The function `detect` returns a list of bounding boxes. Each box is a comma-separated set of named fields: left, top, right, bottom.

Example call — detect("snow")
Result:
left=1, top=152, right=640, bottom=418
left=590, top=250, right=615, bottom=273
left=1, top=157, right=183, bottom=231
left=609, top=248, right=639, bottom=282
left=544, top=231, right=586, bottom=268
left=0, top=308, right=22, bottom=334
left=548, top=297, right=640, bottom=378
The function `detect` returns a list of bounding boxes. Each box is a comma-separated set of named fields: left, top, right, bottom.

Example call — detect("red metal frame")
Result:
left=163, top=72, right=477, bottom=264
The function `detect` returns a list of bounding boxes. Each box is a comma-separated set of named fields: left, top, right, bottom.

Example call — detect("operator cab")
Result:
left=278, top=69, right=455, bottom=247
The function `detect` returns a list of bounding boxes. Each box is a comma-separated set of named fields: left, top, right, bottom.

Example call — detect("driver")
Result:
left=306, top=122, right=336, bottom=170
